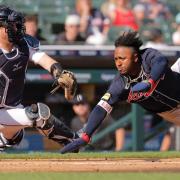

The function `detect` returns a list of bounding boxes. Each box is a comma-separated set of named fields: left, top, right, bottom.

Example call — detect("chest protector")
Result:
left=0, top=39, right=29, bottom=107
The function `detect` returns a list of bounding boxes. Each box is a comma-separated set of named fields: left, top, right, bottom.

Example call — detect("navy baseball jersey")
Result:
left=104, top=48, right=180, bottom=113
left=83, top=48, right=180, bottom=137
left=0, top=34, right=41, bottom=107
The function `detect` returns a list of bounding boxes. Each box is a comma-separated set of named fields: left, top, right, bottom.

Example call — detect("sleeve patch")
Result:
left=97, top=100, right=112, bottom=114
left=101, top=93, right=111, bottom=101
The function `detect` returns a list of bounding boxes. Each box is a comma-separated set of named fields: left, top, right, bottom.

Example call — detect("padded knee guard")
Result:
left=0, top=133, right=10, bottom=150
left=25, top=102, right=51, bottom=128
left=8, top=129, right=24, bottom=146
left=0, top=129, right=24, bottom=150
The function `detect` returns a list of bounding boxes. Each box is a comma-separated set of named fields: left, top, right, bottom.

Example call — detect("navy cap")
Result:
left=71, top=94, right=88, bottom=105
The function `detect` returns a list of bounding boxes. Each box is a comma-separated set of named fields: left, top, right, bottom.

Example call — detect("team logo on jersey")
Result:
left=102, top=93, right=111, bottom=101
left=127, top=91, right=146, bottom=103
left=13, top=62, right=23, bottom=71
left=127, top=79, right=161, bottom=103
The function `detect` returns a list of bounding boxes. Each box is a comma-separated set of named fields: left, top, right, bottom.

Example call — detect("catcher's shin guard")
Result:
left=25, top=102, right=79, bottom=147
left=38, top=115, right=79, bottom=146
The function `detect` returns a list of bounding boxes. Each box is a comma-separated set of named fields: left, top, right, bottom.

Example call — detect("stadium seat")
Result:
left=2, top=0, right=179, bottom=44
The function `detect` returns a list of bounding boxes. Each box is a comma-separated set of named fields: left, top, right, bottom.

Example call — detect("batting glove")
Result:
left=131, top=79, right=155, bottom=93
left=60, top=133, right=90, bottom=154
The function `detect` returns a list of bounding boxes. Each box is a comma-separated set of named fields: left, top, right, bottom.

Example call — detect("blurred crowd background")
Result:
left=3, top=0, right=180, bottom=46
left=2, top=0, right=180, bottom=152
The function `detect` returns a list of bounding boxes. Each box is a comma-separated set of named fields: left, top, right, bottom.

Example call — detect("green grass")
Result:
left=1, top=151, right=180, bottom=159
left=0, top=172, right=180, bottom=180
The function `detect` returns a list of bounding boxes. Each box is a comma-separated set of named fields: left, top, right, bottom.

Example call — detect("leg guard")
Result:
left=0, top=129, right=24, bottom=150
left=25, top=102, right=79, bottom=147
left=38, top=115, right=79, bottom=146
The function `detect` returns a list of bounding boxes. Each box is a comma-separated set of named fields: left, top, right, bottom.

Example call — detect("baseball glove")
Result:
left=51, top=70, right=77, bottom=101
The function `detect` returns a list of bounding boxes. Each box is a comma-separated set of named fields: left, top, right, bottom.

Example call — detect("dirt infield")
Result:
left=0, top=158, right=180, bottom=172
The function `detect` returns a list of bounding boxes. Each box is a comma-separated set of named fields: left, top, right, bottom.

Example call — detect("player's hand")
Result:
left=131, top=80, right=151, bottom=93
left=131, top=78, right=160, bottom=97
left=60, top=133, right=90, bottom=154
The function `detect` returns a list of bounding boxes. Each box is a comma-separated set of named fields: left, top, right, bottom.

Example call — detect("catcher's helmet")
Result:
left=0, top=5, right=25, bottom=44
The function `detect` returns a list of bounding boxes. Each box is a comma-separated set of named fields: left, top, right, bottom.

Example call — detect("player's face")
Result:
left=114, top=46, right=138, bottom=76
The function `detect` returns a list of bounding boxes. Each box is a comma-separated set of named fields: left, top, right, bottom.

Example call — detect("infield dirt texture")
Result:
left=0, top=158, right=180, bottom=172
left=0, top=152, right=180, bottom=172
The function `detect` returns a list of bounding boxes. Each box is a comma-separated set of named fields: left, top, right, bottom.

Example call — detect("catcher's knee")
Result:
left=0, top=129, right=24, bottom=150
left=25, top=102, right=51, bottom=128
left=8, top=129, right=24, bottom=146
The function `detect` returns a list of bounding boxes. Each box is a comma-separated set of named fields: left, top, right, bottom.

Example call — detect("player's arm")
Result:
left=132, top=49, right=168, bottom=94
left=85, top=100, right=112, bottom=137
left=149, top=49, right=168, bottom=82
left=34, top=53, right=57, bottom=72
left=26, top=34, right=77, bottom=100
left=60, top=75, right=124, bottom=153
left=25, top=34, right=59, bottom=71
left=60, top=99, right=112, bottom=154
left=32, top=52, right=77, bottom=100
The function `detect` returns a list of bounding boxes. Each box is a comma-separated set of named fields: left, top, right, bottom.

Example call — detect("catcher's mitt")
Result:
left=51, top=70, right=77, bottom=101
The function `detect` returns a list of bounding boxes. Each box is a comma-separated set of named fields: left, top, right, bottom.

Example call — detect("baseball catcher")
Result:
left=0, top=5, right=78, bottom=151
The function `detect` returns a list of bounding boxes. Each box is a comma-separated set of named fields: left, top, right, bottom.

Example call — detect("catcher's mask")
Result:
left=0, top=5, right=25, bottom=44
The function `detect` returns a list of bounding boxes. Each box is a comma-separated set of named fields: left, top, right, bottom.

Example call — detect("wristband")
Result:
left=81, top=133, right=90, bottom=143
left=50, top=63, right=63, bottom=78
